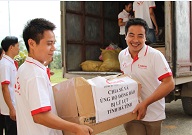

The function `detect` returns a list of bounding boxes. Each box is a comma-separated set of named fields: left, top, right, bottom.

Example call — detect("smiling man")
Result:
left=118, top=18, right=175, bottom=135
left=15, top=18, right=93, bottom=135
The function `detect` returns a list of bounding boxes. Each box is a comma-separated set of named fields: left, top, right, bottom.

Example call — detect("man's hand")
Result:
left=10, top=108, right=16, bottom=121
left=155, top=27, right=159, bottom=36
left=132, top=101, right=147, bottom=120
left=76, top=125, right=93, bottom=135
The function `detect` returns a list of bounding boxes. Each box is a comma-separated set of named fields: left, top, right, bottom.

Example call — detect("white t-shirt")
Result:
left=133, top=1, right=156, bottom=29
left=0, top=55, right=17, bottom=115
left=118, top=9, right=132, bottom=35
left=15, top=57, right=62, bottom=135
left=118, top=45, right=172, bottom=121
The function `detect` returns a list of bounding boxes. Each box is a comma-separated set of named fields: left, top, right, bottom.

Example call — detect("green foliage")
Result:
left=14, top=50, right=28, bottom=67
left=50, top=68, right=67, bottom=84
left=14, top=40, right=62, bottom=69
left=14, top=40, right=28, bottom=67
left=50, top=52, right=62, bottom=69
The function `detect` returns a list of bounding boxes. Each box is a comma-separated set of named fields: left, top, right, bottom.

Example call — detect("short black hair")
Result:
left=1, top=36, right=18, bottom=52
left=23, top=18, right=56, bottom=52
left=125, top=18, right=149, bottom=35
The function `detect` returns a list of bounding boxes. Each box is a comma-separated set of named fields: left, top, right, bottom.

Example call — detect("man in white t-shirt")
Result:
left=133, top=1, right=158, bottom=44
left=15, top=18, right=93, bottom=135
left=0, top=47, right=6, bottom=135
left=118, top=18, right=174, bottom=135
left=0, top=36, right=19, bottom=135
left=118, top=2, right=133, bottom=49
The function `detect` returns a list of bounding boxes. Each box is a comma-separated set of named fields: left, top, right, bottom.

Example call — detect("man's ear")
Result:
left=8, top=45, right=14, bottom=51
left=9, top=45, right=13, bottom=50
left=28, top=39, right=35, bottom=48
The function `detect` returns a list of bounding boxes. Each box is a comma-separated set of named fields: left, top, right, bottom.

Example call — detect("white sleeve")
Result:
left=27, top=76, right=51, bottom=114
left=0, top=64, right=11, bottom=84
left=148, top=1, right=156, bottom=8
left=154, top=51, right=172, bottom=80
left=118, top=12, right=123, bottom=19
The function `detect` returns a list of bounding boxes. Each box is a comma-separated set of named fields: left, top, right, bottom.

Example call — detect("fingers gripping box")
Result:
left=53, top=75, right=141, bottom=135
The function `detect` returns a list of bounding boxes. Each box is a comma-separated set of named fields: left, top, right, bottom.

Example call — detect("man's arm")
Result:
left=149, top=7, right=159, bottom=35
left=2, top=84, right=16, bottom=121
left=118, top=19, right=126, bottom=27
left=133, top=76, right=175, bottom=120
left=33, top=111, right=93, bottom=135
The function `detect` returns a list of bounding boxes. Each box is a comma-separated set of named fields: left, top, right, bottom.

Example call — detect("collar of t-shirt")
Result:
left=124, top=44, right=148, bottom=60
left=137, top=1, right=144, bottom=6
left=3, top=54, right=14, bottom=64
left=25, top=57, right=46, bottom=72
left=3, top=54, right=19, bottom=69
left=123, top=9, right=130, bottom=16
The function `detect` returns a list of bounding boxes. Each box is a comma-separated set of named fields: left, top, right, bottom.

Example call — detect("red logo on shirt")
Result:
left=15, top=77, right=21, bottom=95
left=138, top=64, right=147, bottom=69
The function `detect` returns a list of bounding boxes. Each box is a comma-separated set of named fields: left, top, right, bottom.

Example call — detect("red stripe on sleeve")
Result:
left=1, top=81, right=10, bottom=85
left=31, top=106, right=51, bottom=116
left=149, top=6, right=156, bottom=9
left=158, top=72, right=173, bottom=81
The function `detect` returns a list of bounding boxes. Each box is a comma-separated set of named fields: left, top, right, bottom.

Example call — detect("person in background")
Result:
left=133, top=1, right=158, bottom=44
left=0, top=36, right=19, bottom=135
left=118, top=18, right=174, bottom=135
left=118, top=2, right=133, bottom=49
left=15, top=18, right=93, bottom=135
left=0, top=47, right=6, bottom=135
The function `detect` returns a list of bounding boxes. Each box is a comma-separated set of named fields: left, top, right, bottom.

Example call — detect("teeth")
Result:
left=131, top=43, right=139, bottom=47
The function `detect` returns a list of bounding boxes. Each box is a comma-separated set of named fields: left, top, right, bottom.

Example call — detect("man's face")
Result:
left=29, top=30, right=56, bottom=64
left=12, top=43, right=20, bottom=56
left=125, top=25, right=146, bottom=56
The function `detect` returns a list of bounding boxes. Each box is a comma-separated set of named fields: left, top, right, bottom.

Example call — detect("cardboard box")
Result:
left=53, top=75, right=141, bottom=135
left=155, top=47, right=165, bottom=55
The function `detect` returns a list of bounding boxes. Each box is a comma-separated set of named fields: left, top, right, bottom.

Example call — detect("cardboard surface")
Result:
left=155, top=47, right=165, bottom=55
left=53, top=75, right=140, bottom=135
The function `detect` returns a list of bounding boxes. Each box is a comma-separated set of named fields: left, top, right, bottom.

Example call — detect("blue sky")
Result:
left=0, top=1, right=60, bottom=47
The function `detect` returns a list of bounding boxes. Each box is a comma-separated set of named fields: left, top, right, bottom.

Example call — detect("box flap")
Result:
left=74, top=77, right=95, bottom=116
left=53, top=78, right=79, bottom=120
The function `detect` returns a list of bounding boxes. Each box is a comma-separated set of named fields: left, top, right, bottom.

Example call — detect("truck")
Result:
left=60, top=1, right=192, bottom=115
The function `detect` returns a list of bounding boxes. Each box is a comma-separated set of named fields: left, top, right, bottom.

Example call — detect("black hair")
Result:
left=124, top=2, right=132, bottom=7
left=22, top=18, right=56, bottom=52
left=125, top=18, right=149, bottom=35
left=0, top=47, right=3, bottom=55
left=1, top=36, right=18, bottom=52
